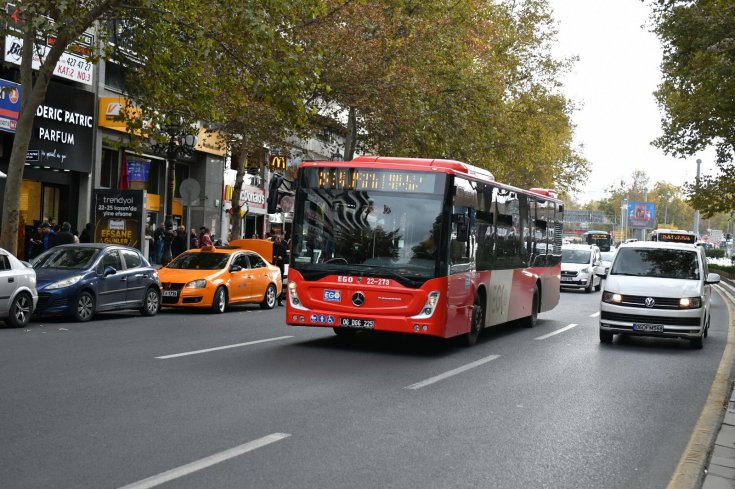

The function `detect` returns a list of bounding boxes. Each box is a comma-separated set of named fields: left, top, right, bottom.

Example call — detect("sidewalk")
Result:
left=701, top=279, right=735, bottom=489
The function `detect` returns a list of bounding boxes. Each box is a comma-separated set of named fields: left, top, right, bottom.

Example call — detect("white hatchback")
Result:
left=561, top=244, right=605, bottom=293
left=599, top=241, right=719, bottom=349
left=0, top=248, right=38, bottom=328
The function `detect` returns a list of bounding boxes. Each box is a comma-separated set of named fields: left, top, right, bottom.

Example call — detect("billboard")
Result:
left=0, top=78, right=20, bottom=133
left=93, top=189, right=146, bottom=250
left=627, top=201, right=656, bottom=229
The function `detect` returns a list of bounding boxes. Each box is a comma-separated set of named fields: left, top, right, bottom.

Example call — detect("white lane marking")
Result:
left=589, top=312, right=600, bottom=318
left=405, top=354, right=501, bottom=390
left=534, top=323, right=578, bottom=340
left=118, top=433, right=290, bottom=489
left=156, top=336, right=293, bottom=359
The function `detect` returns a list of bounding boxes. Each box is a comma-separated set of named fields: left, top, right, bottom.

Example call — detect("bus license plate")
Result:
left=340, top=318, right=375, bottom=329
left=633, top=323, right=664, bottom=333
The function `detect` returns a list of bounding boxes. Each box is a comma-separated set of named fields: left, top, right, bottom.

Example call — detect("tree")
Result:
left=0, top=0, right=131, bottom=252
left=302, top=0, right=589, bottom=193
left=650, top=0, right=735, bottom=215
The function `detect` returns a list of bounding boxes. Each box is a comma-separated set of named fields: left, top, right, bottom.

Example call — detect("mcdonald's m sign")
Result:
left=269, top=155, right=287, bottom=170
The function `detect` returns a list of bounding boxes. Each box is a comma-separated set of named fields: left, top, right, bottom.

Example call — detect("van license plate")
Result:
left=633, top=323, right=664, bottom=333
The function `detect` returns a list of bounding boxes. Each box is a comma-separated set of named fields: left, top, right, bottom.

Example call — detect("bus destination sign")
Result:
left=659, top=233, right=696, bottom=244
left=316, top=168, right=437, bottom=193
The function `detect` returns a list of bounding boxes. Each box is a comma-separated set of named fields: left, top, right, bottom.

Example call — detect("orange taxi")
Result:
left=158, top=244, right=282, bottom=313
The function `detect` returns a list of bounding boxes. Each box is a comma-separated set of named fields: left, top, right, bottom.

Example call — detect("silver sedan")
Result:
left=0, top=248, right=38, bottom=327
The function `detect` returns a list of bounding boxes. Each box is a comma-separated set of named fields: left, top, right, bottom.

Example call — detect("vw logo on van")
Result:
left=352, top=292, right=366, bottom=306
left=644, top=297, right=656, bottom=308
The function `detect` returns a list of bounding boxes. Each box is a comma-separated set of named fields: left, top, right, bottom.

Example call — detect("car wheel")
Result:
left=260, top=284, right=277, bottom=310
left=460, top=294, right=484, bottom=347
left=140, top=287, right=160, bottom=316
left=600, top=329, right=613, bottom=344
left=690, top=336, right=704, bottom=349
left=8, top=292, right=32, bottom=328
left=585, top=279, right=593, bottom=294
left=523, top=286, right=539, bottom=328
left=211, top=287, right=227, bottom=314
left=74, top=291, right=95, bottom=322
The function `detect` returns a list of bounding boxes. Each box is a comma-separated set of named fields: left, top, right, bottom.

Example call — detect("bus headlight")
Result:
left=288, top=281, right=307, bottom=310
left=412, top=291, right=440, bottom=319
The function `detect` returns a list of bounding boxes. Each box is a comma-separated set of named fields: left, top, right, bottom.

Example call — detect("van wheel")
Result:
left=594, top=279, right=601, bottom=292
left=600, top=330, right=613, bottom=344
left=704, top=315, right=710, bottom=338
left=690, top=336, right=703, bottom=349
left=585, top=279, right=593, bottom=294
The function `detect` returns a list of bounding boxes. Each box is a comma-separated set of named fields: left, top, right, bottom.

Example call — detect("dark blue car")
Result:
left=32, top=244, right=161, bottom=321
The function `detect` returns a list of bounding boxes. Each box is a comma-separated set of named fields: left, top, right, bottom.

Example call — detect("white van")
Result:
left=561, top=244, right=605, bottom=293
left=599, top=241, right=720, bottom=348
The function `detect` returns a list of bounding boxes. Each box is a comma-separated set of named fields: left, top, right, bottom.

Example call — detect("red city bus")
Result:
left=279, top=156, right=564, bottom=345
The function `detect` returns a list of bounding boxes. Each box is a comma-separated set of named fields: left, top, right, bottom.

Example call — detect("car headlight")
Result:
left=679, top=297, right=702, bottom=309
left=602, top=291, right=622, bottom=304
left=45, top=275, right=82, bottom=290
left=185, top=279, right=207, bottom=289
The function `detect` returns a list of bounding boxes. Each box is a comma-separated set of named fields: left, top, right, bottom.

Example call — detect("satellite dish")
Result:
left=179, top=178, right=200, bottom=205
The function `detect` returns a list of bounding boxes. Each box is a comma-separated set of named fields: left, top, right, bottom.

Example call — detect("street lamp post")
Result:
left=693, top=158, right=702, bottom=237
left=153, top=117, right=197, bottom=265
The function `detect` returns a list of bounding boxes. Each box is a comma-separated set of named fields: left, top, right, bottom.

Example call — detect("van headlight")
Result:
left=602, top=291, right=622, bottom=304
left=679, top=297, right=702, bottom=309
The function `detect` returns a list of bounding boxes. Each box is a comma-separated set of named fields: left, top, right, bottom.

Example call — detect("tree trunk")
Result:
left=229, top=145, right=248, bottom=240
left=344, top=106, right=358, bottom=161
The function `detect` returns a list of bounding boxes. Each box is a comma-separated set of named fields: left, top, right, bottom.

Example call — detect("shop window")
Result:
left=20, top=180, right=42, bottom=224
left=104, top=61, right=127, bottom=92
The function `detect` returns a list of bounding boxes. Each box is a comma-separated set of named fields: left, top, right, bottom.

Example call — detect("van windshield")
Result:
left=562, top=249, right=591, bottom=264
left=611, top=248, right=699, bottom=280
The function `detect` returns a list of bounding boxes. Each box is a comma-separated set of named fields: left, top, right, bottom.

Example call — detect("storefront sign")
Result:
left=4, top=35, right=93, bottom=85
left=93, top=189, right=146, bottom=250
left=26, top=82, right=94, bottom=172
left=98, top=97, right=143, bottom=133
left=195, top=127, right=226, bottom=156
left=0, top=78, right=20, bottom=133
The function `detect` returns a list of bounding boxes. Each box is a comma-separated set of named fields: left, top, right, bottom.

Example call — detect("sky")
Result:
left=548, top=0, right=716, bottom=204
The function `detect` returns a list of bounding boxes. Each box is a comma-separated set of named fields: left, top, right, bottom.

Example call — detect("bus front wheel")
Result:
left=460, top=294, right=484, bottom=347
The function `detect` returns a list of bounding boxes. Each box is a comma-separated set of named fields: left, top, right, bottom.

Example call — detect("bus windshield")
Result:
left=292, top=169, right=447, bottom=285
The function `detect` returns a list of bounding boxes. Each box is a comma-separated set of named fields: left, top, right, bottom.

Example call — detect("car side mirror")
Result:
left=705, top=272, right=721, bottom=285
left=230, top=264, right=243, bottom=273
left=103, top=266, right=117, bottom=277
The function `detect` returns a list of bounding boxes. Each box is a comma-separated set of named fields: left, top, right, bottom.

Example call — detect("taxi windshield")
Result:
left=166, top=252, right=230, bottom=270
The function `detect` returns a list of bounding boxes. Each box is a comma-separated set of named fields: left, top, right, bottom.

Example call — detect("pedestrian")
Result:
left=54, top=222, right=75, bottom=246
left=190, top=228, right=199, bottom=249
left=172, top=225, right=187, bottom=257
left=272, top=234, right=289, bottom=306
left=79, top=223, right=93, bottom=243
left=39, top=222, right=54, bottom=252
left=199, top=227, right=213, bottom=247
left=153, top=222, right=165, bottom=264
left=26, top=225, right=43, bottom=259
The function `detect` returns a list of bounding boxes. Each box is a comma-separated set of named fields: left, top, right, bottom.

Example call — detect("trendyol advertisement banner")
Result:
left=93, top=189, right=146, bottom=250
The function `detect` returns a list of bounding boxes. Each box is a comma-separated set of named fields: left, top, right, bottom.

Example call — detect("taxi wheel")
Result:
left=260, top=284, right=277, bottom=309
left=8, top=292, right=32, bottom=328
left=211, top=287, right=227, bottom=314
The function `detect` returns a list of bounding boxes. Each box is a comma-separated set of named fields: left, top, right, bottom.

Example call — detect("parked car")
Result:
left=599, top=241, right=719, bottom=348
left=0, top=248, right=37, bottom=327
left=561, top=244, right=605, bottom=293
left=32, top=244, right=161, bottom=321
left=158, top=244, right=282, bottom=313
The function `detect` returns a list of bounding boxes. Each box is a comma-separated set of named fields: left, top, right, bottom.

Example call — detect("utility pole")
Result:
left=693, top=158, right=701, bottom=237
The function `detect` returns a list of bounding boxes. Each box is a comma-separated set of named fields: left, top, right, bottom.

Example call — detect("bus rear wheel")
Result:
left=523, top=287, right=539, bottom=328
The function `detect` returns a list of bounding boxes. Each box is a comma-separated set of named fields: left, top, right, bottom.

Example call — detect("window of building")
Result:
left=100, top=148, right=119, bottom=189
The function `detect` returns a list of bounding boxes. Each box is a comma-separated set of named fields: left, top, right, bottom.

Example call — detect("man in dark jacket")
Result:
left=54, top=222, right=76, bottom=246
left=272, top=235, right=289, bottom=306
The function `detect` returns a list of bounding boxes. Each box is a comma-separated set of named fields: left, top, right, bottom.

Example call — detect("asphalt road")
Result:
left=0, top=286, right=728, bottom=489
